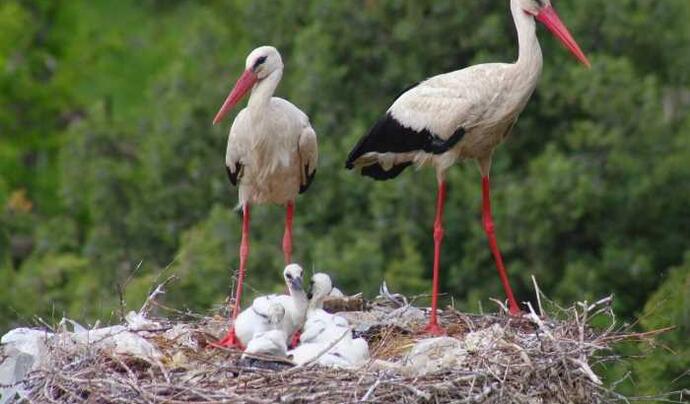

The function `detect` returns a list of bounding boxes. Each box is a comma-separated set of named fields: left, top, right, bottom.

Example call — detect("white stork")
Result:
left=212, top=46, right=318, bottom=347
left=345, top=0, right=589, bottom=334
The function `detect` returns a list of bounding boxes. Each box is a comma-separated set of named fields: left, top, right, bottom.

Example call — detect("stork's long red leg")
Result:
left=282, top=201, right=294, bottom=264
left=282, top=201, right=301, bottom=347
left=481, top=176, right=520, bottom=315
left=424, top=181, right=447, bottom=335
left=234, top=203, right=251, bottom=317
left=215, top=203, right=251, bottom=348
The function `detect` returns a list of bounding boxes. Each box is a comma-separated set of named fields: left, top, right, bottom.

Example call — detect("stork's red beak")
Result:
left=536, top=5, right=591, bottom=68
left=213, top=69, right=258, bottom=125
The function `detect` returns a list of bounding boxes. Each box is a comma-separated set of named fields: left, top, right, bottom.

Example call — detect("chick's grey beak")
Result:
left=290, top=276, right=303, bottom=291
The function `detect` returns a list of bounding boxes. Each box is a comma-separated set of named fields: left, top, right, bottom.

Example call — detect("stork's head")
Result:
left=517, top=0, right=590, bottom=68
left=245, top=46, right=283, bottom=80
left=307, top=273, right=333, bottom=301
left=283, top=263, right=304, bottom=292
left=212, top=46, right=283, bottom=125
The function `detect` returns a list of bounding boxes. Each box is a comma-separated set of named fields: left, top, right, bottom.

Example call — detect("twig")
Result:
left=139, top=275, right=177, bottom=315
left=13, top=287, right=671, bottom=404
left=489, top=298, right=509, bottom=314
left=360, top=377, right=381, bottom=401
left=531, top=275, right=544, bottom=316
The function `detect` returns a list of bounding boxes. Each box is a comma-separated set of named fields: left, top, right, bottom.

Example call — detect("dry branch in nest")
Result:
left=0, top=281, right=675, bottom=403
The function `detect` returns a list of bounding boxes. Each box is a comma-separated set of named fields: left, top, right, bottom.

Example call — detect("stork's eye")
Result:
left=253, top=56, right=267, bottom=69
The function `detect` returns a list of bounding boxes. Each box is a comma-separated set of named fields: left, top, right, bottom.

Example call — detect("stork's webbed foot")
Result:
left=212, top=328, right=245, bottom=350
left=421, top=321, right=447, bottom=337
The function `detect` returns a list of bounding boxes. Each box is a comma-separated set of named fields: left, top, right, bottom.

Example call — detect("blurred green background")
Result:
left=0, top=0, right=688, bottom=396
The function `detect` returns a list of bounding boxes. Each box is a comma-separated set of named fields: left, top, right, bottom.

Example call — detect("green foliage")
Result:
left=3, top=253, right=110, bottom=327
left=633, top=252, right=690, bottom=394
left=159, top=205, right=238, bottom=310
left=0, top=1, right=70, bottom=216
left=1, top=0, right=689, bottom=394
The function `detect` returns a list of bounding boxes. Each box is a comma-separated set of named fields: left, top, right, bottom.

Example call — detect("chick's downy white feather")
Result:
left=234, top=264, right=308, bottom=347
left=288, top=272, right=369, bottom=368
left=243, top=330, right=288, bottom=358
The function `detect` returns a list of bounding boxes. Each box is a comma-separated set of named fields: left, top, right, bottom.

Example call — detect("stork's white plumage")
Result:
left=220, top=47, right=318, bottom=208
left=212, top=46, right=318, bottom=348
left=308, top=271, right=345, bottom=298
left=341, top=337, right=370, bottom=365
left=289, top=273, right=370, bottom=367
left=306, top=273, right=339, bottom=321
left=232, top=264, right=308, bottom=348
left=346, top=0, right=589, bottom=334
left=233, top=296, right=285, bottom=348
left=289, top=321, right=369, bottom=368
left=302, top=273, right=351, bottom=343
left=242, top=330, right=288, bottom=358
left=328, top=287, right=344, bottom=298
left=300, top=316, right=350, bottom=345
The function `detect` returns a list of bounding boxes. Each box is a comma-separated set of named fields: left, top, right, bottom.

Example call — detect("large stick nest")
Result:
left=3, top=284, right=660, bottom=403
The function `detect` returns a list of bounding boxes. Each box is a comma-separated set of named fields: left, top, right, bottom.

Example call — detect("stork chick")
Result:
left=232, top=264, right=308, bottom=348
left=306, top=273, right=339, bottom=320
left=288, top=273, right=370, bottom=367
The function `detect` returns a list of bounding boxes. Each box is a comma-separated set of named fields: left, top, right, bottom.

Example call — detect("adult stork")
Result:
left=213, top=46, right=318, bottom=347
left=345, top=0, right=589, bottom=334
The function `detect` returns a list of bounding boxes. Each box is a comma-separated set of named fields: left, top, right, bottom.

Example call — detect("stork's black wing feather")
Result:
left=345, top=81, right=466, bottom=181
left=299, top=168, right=316, bottom=194
left=345, top=113, right=465, bottom=181
left=225, top=163, right=242, bottom=186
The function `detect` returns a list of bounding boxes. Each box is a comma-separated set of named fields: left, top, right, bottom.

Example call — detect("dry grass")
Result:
left=2, top=283, right=678, bottom=403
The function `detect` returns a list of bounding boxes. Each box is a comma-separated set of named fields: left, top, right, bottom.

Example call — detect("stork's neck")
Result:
left=290, top=287, right=309, bottom=316
left=511, top=0, right=543, bottom=83
left=307, top=294, right=326, bottom=312
left=248, top=68, right=283, bottom=112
